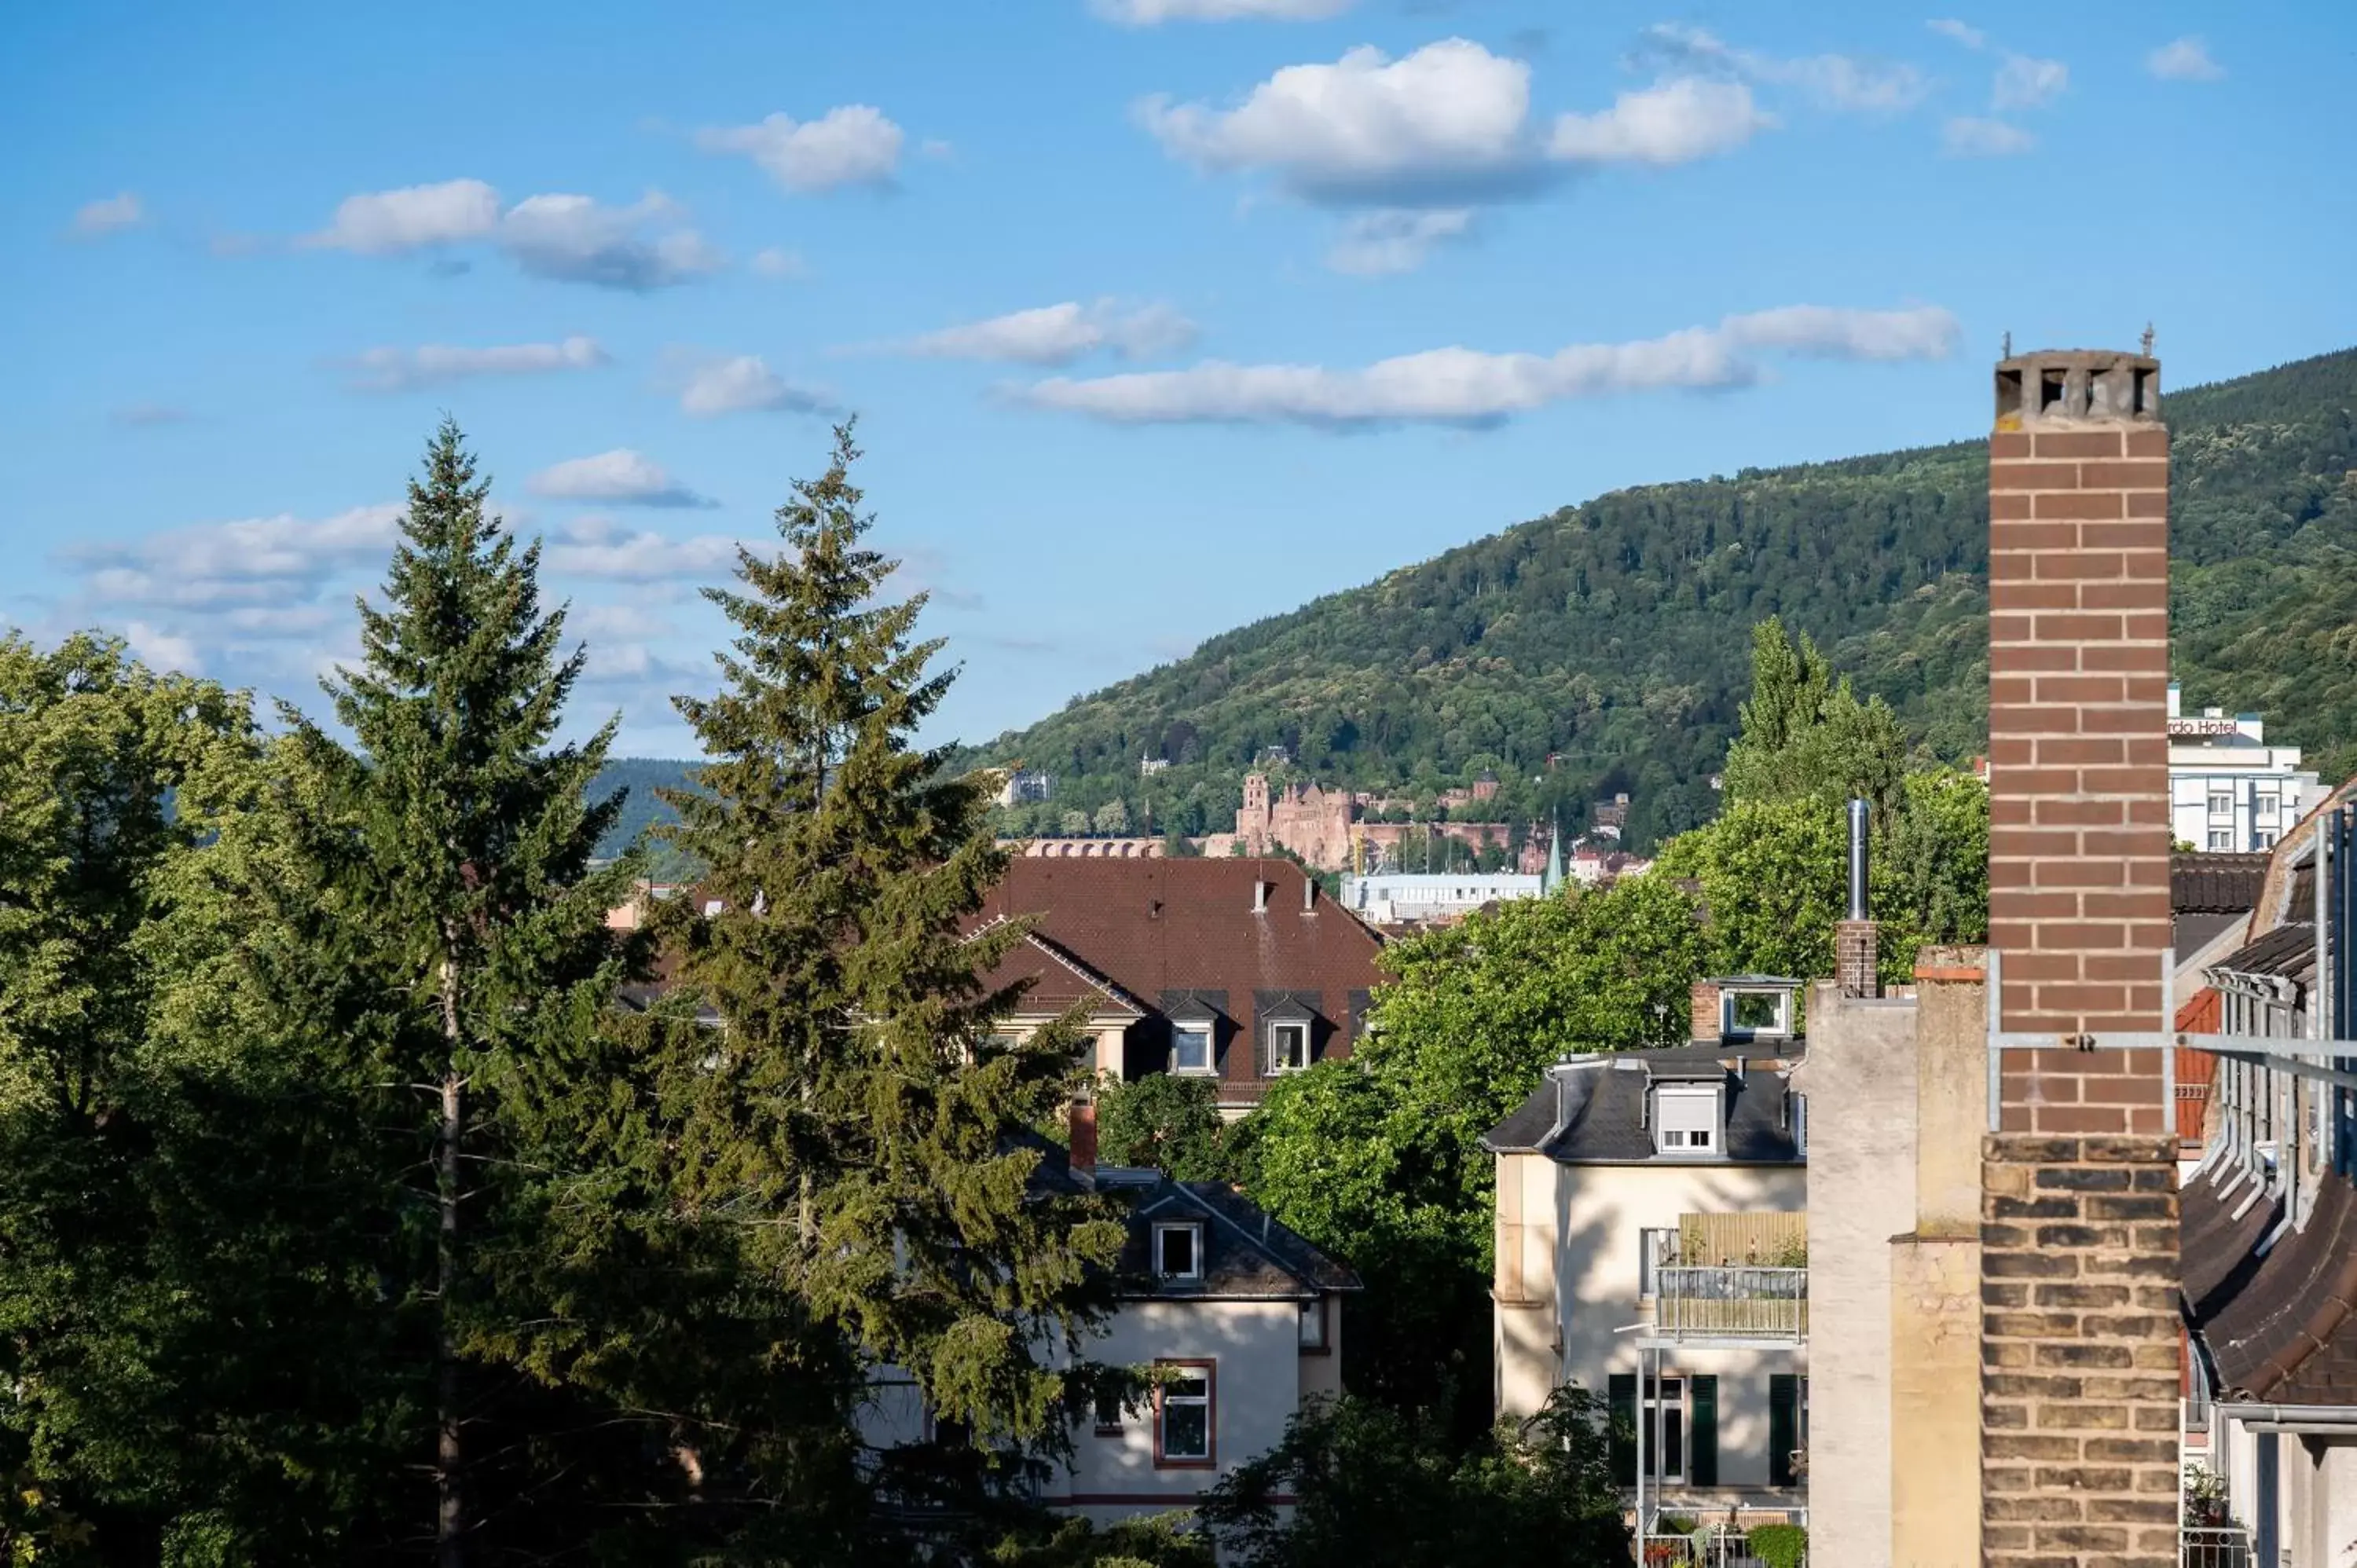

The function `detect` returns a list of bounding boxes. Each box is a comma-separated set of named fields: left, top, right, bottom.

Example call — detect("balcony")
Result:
left=1639, top=1213, right=1809, bottom=1345
left=1651, top=1266, right=1809, bottom=1342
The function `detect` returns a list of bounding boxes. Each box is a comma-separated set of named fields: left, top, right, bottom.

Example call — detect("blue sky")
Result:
left=5, top=0, right=2352, bottom=755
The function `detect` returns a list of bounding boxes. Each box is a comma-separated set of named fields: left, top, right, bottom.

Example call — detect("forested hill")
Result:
left=963, top=347, right=2357, bottom=850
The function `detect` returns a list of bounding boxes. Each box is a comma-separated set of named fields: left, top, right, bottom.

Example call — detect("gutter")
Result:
left=2216, top=1402, right=2357, bottom=1434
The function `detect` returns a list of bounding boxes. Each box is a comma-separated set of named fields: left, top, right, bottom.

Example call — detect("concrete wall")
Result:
left=2283, top=1434, right=2357, bottom=1568
left=1803, top=987, right=1921, bottom=1568
left=1890, top=953, right=1988, bottom=1568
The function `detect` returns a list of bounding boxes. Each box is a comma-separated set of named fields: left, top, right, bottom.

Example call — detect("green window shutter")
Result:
left=1769, top=1374, right=1798, bottom=1488
left=1608, top=1373, right=1637, bottom=1485
left=1689, top=1375, right=1718, bottom=1487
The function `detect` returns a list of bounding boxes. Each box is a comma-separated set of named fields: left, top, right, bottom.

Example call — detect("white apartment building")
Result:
left=2168, top=683, right=2316, bottom=852
left=1339, top=871, right=1541, bottom=925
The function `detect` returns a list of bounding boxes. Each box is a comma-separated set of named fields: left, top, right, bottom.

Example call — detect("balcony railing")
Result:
left=1651, top=1266, right=1809, bottom=1340
left=2179, top=1526, right=2253, bottom=1567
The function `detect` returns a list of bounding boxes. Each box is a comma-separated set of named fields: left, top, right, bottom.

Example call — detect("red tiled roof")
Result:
left=976, top=858, right=1387, bottom=1103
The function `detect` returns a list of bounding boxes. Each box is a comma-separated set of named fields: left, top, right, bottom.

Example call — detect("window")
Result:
left=1154, top=1363, right=1213, bottom=1466
left=1641, top=1375, right=1687, bottom=1483
left=1269, top=1020, right=1310, bottom=1074
left=1153, top=1222, right=1201, bottom=1280
left=2208, top=829, right=2234, bottom=852
left=2256, top=793, right=2281, bottom=824
left=1299, top=1296, right=1328, bottom=1351
left=2256, top=831, right=2277, bottom=850
left=1653, top=1087, right=1720, bottom=1156
left=1638, top=1226, right=1681, bottom=1297
left=2208, top=791, right=2234, bottom=818
left=1172, top=1024, right=1214, bottom=1075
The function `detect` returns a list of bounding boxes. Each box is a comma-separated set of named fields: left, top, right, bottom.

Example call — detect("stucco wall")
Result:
left=1061, top=1297, right=1303, bottom=1517
left=1558, top=1156, right=1808, bottom=1493
left=1496, top=1149, right=1563, bottom=1420
left=1802, top=989, right=1921, bottom=1568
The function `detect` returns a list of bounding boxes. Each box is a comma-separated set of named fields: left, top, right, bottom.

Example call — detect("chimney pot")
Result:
left=1252, top=880, right=1269, bottom=914
left=1069, top=1098, right=1098, bottom=1174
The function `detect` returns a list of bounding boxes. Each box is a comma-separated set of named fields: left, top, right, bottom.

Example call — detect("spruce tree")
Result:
left=278, top=421, right=640, bottom=1563
left=654, top=423, right=1124, bottom=1471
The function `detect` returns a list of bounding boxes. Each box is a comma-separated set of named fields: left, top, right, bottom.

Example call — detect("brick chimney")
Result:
left=1986, top=346, right=2171, bottom=1134
left=1978, top=347, right=2181, bottom=1568
left=1689, top=979, right=1721, bottom=1043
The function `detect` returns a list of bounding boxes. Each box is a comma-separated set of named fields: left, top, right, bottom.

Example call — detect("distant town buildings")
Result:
left=2167, top=683, right=2316, bottom=852
left=1340, top=872, right=1541, bottom=926
left=995, top=768, right=1053, bottom=808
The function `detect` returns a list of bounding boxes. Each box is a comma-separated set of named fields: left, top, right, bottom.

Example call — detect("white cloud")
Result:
left=1637, top=25, right=1929, bottom=113
left=750, top=247, right=808, bottom=279
left=1992, top=53, right=2068, bottom=111
left=1547, top=77, right=1775, bottom=167
left=344, top=335, right=610, bottom=393
left=125, top=621, right=203, bottom=674
left=542, top=516, right=749, bottom=579
left=302, top=181, right=720, bottom=288
left=1942, top=115, right=2036, bottom=156
left=1015, top=304, right=1959, bottom=428
left=676, top=354, right=835, bottom=416
left=499, top=193, right=722, bottom=290
left=570, top=603, right=676, bottom=642
left=1925, top=19, right=1986, bottom=49
left=529, top=451, right=714, bottom=508
left=305, top=178, right=501, bottom=253
left=1325, top=207, right=1473, bottom=275
left=71, top=192, right=146, bottom=239
left=695, top=105, right=907, bottom=192
left=1092, top=0, right=1355, bottom=22
left=1139, top=39, right=1544, bottom=204
left=68, top=504, right=405, bottom=611
left=2146, top=37, right=2223, bottom=82
left=891, top=300, right=1198, bottom=365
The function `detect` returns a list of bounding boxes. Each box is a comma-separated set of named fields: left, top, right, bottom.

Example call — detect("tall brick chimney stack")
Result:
left=1985, top=346, right=2171, bottom=1134
left=1978, top=349, right=2182, bottom=1568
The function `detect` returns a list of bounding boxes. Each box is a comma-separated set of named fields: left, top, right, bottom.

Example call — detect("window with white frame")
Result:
left=1153, top=1222, right=1201, bottom=1280
left=1171, top=1022, right=1214, bottom=1074
left=2208, top=829, right=2234, bottom=851
left=2256, top=831, right=2278, bottom=850
left=1155, top=1363, right=1213, bottom=1465
left=2256, top=793, right=2281, bottom=824
left=1268, top=1020, right=1310, bottom=1074
left=1653, top=1086, right=1720, bottom=1155
left=2208, top=790, right=2234, bottom=818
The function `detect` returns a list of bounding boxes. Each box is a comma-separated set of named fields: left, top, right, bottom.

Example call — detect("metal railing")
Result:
left=1637, top=1526, right=1804, bottom=1567
left=1651, top=1266, right=1809, bottom=1339
left=2180, top=1525, right=2253, bottom=1567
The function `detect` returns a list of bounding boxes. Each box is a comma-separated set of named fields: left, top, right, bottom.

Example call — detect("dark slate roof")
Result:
left=2209, top=922, right=2319, bottom=987
left=1109, top=1176, right=1362, bottom=1301
left=2172, top=852, right=2271, bottom=914
left=2187, top=1174, right=2357, bottom=1404
left=1482, top=1049, right=1805, bottom=1166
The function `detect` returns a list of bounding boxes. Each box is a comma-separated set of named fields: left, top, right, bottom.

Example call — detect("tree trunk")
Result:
left=437, top=951, right=467, bottom=1568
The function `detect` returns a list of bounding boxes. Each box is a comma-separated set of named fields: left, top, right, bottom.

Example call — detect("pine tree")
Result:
left=277, top=421, right=642, bottom=1563
left=654, top=423, right=1124, bottom=1473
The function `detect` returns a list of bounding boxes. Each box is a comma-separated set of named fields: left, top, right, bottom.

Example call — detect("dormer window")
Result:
left=1653, top=1085, right=1721, bottom=1157
left=1154, top=1222, right=1202, bottom=1280
left=1269, top=1021, right=1310, bottom=1074
left=1172, top=1023, right=1215, bottom=1075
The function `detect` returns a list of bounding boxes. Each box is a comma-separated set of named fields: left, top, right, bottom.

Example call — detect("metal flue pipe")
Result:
left=1846, top=798, right=1871, bottom=921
